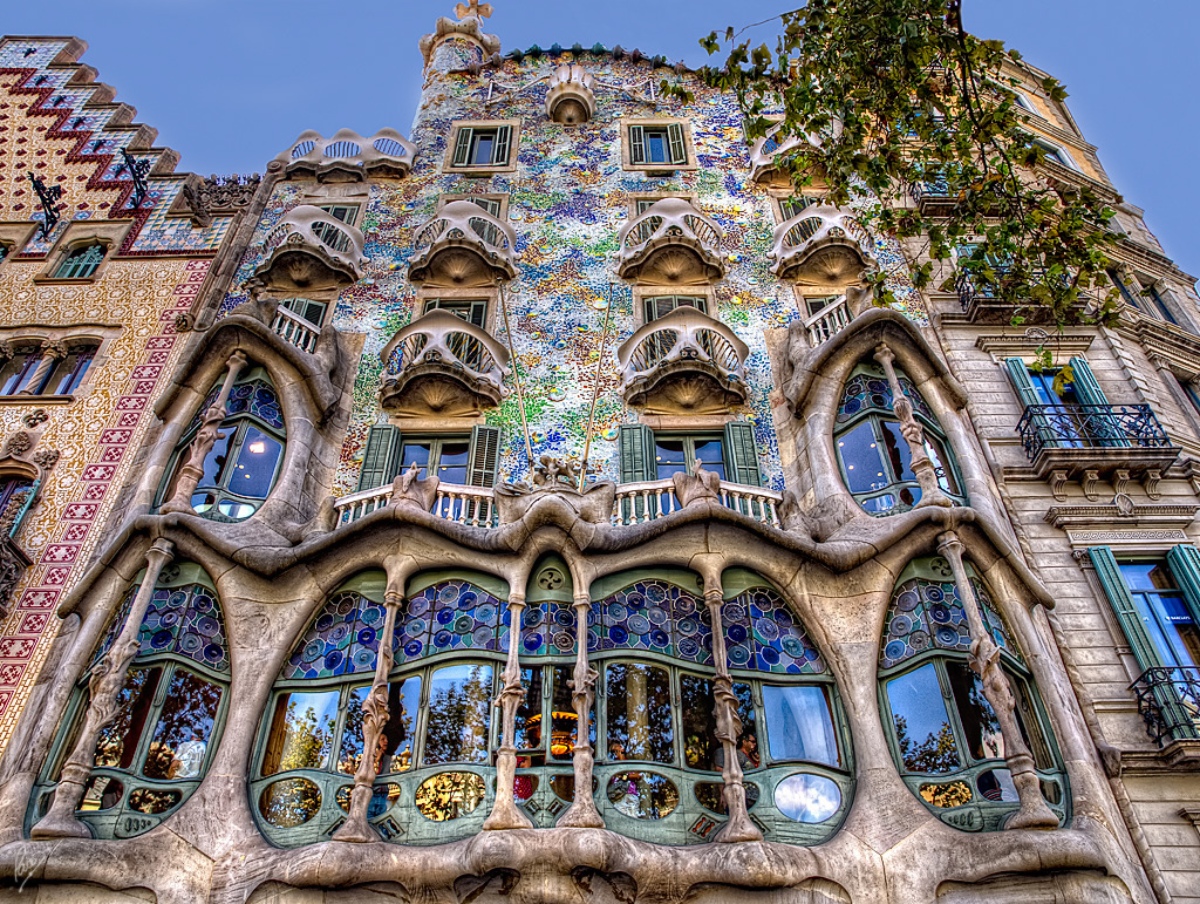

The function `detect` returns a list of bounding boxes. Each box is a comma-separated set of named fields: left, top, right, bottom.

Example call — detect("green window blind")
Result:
left=667, top=123, right=686, bottom=164
left=628, top=125, right=646, bottom=165
left=618, top=424, right=656, bottom=483
left=492, top=125, right=511, bottom=166
left=723, top=421, right=762, bottom=487
left=1004, top=358, right=1042, bottom=408
left=357, top=425, right=403, bottom=491
left=452, top=127, right=474, bottom=166
left=467, top=425, right=502, bottom=487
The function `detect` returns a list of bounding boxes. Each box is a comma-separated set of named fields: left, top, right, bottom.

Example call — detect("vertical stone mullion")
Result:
left=557, top=592, right=603, bottom=828
left=874, top=342, right=950, bottom=509
left=483, top=590, right=533, bottom=830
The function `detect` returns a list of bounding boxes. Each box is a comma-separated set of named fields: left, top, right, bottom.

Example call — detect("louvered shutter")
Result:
left=1005, top=357, right=1059, bottom=451
left=1004, top=358, right=1041, bottom=407
left=1088, top=547, right=1159, bottom=670
left=667, top=123, right=686, bottom=165
left=1166, top=546, right=1200, bottom=633
left=492, top=125, right=511, bottom=166
left=723, top=421, right=762, bottom=487
left=452, top=127, right=473, bottom=166
left=356, top=425, right=402, bottom=491
left=467, top=425, right=502, bottom=487
left=618, top=424, right=656, bottom=483
left=629, top=125, right=646, bottom=165
left=1069, top=356, right=1127, bottom=447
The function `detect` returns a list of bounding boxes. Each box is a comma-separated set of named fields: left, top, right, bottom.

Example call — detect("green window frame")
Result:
left=618, top=422, right=761, bottom=487
left=53, top=243, right=105, bottom=279
left=451, top=125, right=513, bottom=168
left=317, top=204, right=359, bottom=226
left=356, top=425, right=501, bottom=493
left=779, top=195, right=816, bottom=221
left=629, top=123, right=688, bottom=167
left=1005, top=356, right=1129, bottom=449
left=279, top=298, right=328, bottom=328
left=424, top=297, right=489, bottom=328
left=642, top=294, right=707, bottom=323
left=31, top=563, right=231, bottom=839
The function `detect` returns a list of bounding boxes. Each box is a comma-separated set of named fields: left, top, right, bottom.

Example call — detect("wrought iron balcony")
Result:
left=255, top=205, right=367, bottom=291
left=616, top=308, right=748, bottom=414
left=617, top=198, right=725, bottom=284
left=379, top=309, right=510, bottom=416
left=769, top=205, right=873, bottom=284
left=277, top=128, right=416, bottom=181
left=910, top=179, right=956, bottom=215
left=1131, top=666, right=1200, bottom=748
left=408, top=200, right=517, bottom=285
left=1015, top=404, right=1179, bottom=480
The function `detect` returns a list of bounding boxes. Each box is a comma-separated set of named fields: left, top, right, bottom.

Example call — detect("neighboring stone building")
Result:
left=0, top=7, right=1198, bottom=903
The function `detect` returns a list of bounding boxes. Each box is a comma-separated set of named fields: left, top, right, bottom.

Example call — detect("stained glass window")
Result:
left=882, top=574, right=1011, bottom=670
left=836, top=369, right=933, bottom=425
left=589, top=579, right=712, bottom=664
left=93, top=582, right=230, bottom=673
left=722, top=587, right=825, bottom=675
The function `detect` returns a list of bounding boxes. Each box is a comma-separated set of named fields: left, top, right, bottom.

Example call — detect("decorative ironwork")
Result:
left=117, top=149, right=152, bottom=210
left=1016, top=404, right=1173, bottom=460
left=27, top=172, right=63, bottom=239
left=1131, top=666, right=1200, bottom=747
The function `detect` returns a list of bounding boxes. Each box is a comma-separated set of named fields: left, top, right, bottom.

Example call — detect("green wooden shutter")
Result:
left=618, top=424, right=656, bottom=483
left=629, top=125, right=646, bottom=165
left=452, top=127, right=473, bottom=166
left=1069, top=356, right=1127, bottom=447
left=1088, top=547, right=1159, bottom=670
left=467, top=425, right=502, bottom=487
left=667, top=123, right=686, bottom=165
left=357, top=425, right=402, bottom=491
left=1067, top=357, right=1110, bottom=406
left=1004, top=358, right=1041, bottom=408
left=492, top=125, right=511, bottom=166
left=723, top=421, right=762, bottom=487
left=1166, top=546, right=1200, bottom=628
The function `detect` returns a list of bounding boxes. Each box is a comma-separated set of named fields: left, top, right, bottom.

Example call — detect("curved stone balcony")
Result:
left=408, top=200, right=517, bottom=285
left=769, top=205, right=873, bottom=284
left=616, top=308, right=748, bottom=414
left=617, top=198, right=725, bottom=285
left=277, top=128, right=416, bottom=181
left=749, top=127, right=805, bottom=183
left=546, top=63, right=596, bottom=124
left=379, top=309, right=510, bottom=416
left=254, top=205, right=367, bottom=291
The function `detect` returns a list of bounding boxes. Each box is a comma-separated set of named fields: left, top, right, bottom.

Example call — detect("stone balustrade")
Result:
left=277, top=128, right=416, bottom=180
left=802, top=294, right=853, bottom=345
left=769, top=205, right=873, bottom=284
left=270, top=305, right=320, bottom=354
left=256, top=205, right=367, bottom=290
left=408, top=200, right=517, bottom=283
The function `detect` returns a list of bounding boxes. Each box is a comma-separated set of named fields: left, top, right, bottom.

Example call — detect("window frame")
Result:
left=444, top=121, right=520, bottom=174
left=51, top=241, right=107, bottom=281
left=621, top=119, right=697, bottom=172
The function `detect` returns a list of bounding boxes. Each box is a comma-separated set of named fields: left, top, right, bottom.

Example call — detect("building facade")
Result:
left=0, top=7, right=1199, bottom=903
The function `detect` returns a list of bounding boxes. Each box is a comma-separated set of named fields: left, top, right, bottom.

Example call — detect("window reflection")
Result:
left=95, top=667, right=162, bottom=770
left=143, top=669, right=222, bottom=780
left=262, top=690, right=339, bottom=776
left=605, top=662, right=673, bottom=764
left=337, top=676, right=421, bottom=776
left=681, top=675, right=756, bottom=772
left=607, top=770, right=679, bottom=820
left=946, top=661, right=1003, bottom=761
left=762, top=684, right=839, bottom=767
left=887, top=663, right=960, bottom=774
left=423, top=664, right=493, bottom=765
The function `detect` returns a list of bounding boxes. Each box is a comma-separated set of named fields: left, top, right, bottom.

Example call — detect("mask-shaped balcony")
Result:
left=379, top=309, right=511, bottom=416
left=407, top=200, right=517, bottom=286
left=616, top=308, right=748, bottom=414
left=749, top=128, right=805, bottom=184
left=617, top=198, right=725, bottom=285
left=546, top=63, right=596, bottom=124
left=769, top=205, right=873, bottom=285
left=277, top=128, right=416, bottom=181
left=254, top=205, right=367, bottom=292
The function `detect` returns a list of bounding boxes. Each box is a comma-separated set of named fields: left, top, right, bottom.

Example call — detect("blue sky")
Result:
left=5, top=1, right=1198, bottom=277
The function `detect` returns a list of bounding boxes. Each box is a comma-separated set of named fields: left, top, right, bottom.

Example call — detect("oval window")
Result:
left=774, top=773, right=841, bottom=823
left=415, top=772, right=487, bottom=821
left=607, top=771, right=679, bottom=820
left=550, top=774, right=597, bottom=803
left=259, top=778, right=322, bottom=828
left=335, top=782, right=401, bottom=817
left=81, top=775, right=125, bottom=811
left=694, top=781, right=759, bottom=814
left=128, top=788, right=183, bottom=815
left=976, top=768, right=1019, bottom=803
left=918, top=780, right=973, bottom=809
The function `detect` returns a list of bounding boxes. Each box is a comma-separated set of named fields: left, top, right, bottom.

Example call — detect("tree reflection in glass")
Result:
left=550, top=665, right=592, bottom=761
left=423, top=664, right=493, bottom=765
left=605, top=662, right=673, bottom=764
left=515, top=667, right=544, bottom=762
left=681, top=675, right=756, bottom=772
left=945, top=661, right=1003, bottom=761
left=339, top=676, right=421, bottom=776
left=142, top=669, right=222, bottom=779
left=94, top=667, right=162, bottom=770
left=887, top=663, right=961, bottom=774
left=762, top=684, right=838, bottom=766
left=261, top=690, right=339, bottom=775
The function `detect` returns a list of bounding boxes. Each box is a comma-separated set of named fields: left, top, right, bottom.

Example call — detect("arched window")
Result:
left=46, top=341, right=98, bottom=395
left=31, top=562, right=230, bottom=839
left=158, top=366, right=286, bottom=522
left=0, top=344, right=42, bottom=395
left=0, top=476, right=36, bottom=538
left=878, top=557, right=1067, bottom=831
left=0, top=341, right=98, bottom=397
left=53, top=243, right=106, bottom=279
left=834, top=363, right=965, bottom=515
left=251, top=566, right=852, bottom=847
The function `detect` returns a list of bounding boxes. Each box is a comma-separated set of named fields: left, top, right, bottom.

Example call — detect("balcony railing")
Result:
left=1131, top=666, right=1200, bottom=747
left=270, top=305, right=320, bottom=354
left=616, top=308, right=748, bottom=412
left=408, top=200, right=517, bottom=283
left=802, top=295, right=852, bottom=345
left=617, top=198, right=725, bottom=283
left=279, top=128, right=415, bottom=180
left=1016, top=404, right=1173, bottom=460
left=769, top=205, right=873, bottom=283
left=332, top=478, right=782, bottom=530
left=256, top=205, right=367, bottom=288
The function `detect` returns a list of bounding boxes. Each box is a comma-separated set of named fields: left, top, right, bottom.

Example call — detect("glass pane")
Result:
left=681, top=674, right=719, bottom=772
left=880, top=421, right=915, bottom=481
left=142, top=668, right=223, bottom=779
left=607, top=771, right=679, bottom=819
left=605, top=662, right=674, bottom=764
left=515, top=667, right=544, bottom=756
left=762, top=684, right=839, bottom=766
left=692, top=439, right=726, bottom=480
left=886, top=663, right=961, bottom=774
left=80, top=775, right=124, bottom=812
left=259, top=777, right=322, bottom=828
left=261, top=690, right=339, bottom=776
left=645, top=131, right=668, bottom=164
left=1138, top=592, right=1200, bottom=668
left=472, top=133, right=495, bottom=165
left=775, top=773, right=842, bottom=823
left=231, top=427, right=282, bottom=499
left=196, top=431, right=233, bottom=490
left=1121, top=561, right=1177, bottom=592
left=381, top=675, right=421, bottom=773
left=415, top=772, right=487, bottom=820
left=946, top=661, right=1004, bottom=761
left=400, top=442, right=433, bottom=480
left=654, top=440, right=688, bottom=481
left=339, top=684, right=369, bottom=775
left=550, top=665, right=593, bottom=761
left=837, top=423, right=888, bottom=494
left=94, top=667, right=162, bottom=770
left=435, top=441, right=470, bottom=486
left=423, top=664, right=493, bottom=764
left=924, top=436, right=960, bottom=495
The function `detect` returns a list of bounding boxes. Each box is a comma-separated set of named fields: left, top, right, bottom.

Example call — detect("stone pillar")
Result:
left=32, top=538, right=175, bottom=839
left=557, top=592, right=603, bottom=828
left=937, top=532, right=1058, bottom=830
left=21, top=340, right=68, bottom=395
left=873, top=342, right=951, bottom=509
left=333, top=590, right=403, bottom=843
left=160, top=351, right=249, bottom=514
left=483, top=591, right=533, bottom=830
left=705, top=582, right=763, bottom=843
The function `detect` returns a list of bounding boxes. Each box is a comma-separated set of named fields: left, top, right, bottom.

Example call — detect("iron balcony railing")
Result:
left=1131, top=666, right=1200, bottom=747
left=1016, top=404, right=1172, bottom=460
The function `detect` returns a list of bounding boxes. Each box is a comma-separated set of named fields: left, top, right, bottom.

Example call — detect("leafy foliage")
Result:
left=677, top=0, right=1121, bottom=328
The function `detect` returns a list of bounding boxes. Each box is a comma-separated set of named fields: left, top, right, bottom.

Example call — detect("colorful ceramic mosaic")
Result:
left=836, top=370, right=935, bottom=426
left=881, top=576, right=1013, bottom=669
left=283, top=590, right=393, bottom=680
left=722, top=587, right=825, bottom=675
left=398, top=580, right=509, bottom=664
left=589, top=580, right=712, bottom=663
left=92, top=583, right=230, bottom=674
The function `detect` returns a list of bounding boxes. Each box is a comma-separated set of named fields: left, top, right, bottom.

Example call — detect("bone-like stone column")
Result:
left=483, top=590, right=533, bottom=830
left=32, top=538, right=176, bottom=839
left=333, top=589, right=403, bottom=842
left=557, top=591, right=603, bottom=828
left=705, top=582, right=763, bottom=842
left=873, top=342, right=951, bottom=509
left=937, top=531, right=1058, bottom=830
left=160, top=350, right=249, bottom=514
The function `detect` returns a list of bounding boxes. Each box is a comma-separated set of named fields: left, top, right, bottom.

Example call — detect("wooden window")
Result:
left=451, top=125, right=513, bottom=168
left=53, top=243, right=105, bottom=279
